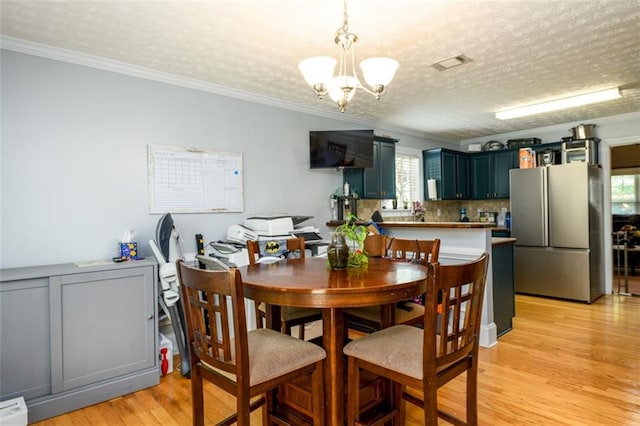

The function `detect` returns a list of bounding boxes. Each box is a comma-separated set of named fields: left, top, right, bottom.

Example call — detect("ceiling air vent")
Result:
left=431, top=54, right=473, bottom=71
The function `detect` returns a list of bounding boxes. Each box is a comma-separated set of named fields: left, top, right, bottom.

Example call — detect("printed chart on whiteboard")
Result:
left=148, top=144, right=243, bottom=213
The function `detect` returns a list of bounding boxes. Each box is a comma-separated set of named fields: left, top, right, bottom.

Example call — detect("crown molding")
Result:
left=460, top=111, right=640, bottom=145
left=0, top=36, right=438, bottom=141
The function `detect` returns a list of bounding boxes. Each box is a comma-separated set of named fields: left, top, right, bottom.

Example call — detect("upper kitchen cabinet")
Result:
left=471, top=150, right=517, bottom=199
left=343, top=136, right=397, bottom=199
left=423, top=148, right=469, bottom=200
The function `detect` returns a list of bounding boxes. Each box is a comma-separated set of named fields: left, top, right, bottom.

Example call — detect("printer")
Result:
left=226, top=224, right=258, bottom=243
left=244, top=215, right=295, bottom=237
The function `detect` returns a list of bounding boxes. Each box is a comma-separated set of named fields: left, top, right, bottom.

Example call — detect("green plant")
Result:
left=335, top=213, right=368, bottom=267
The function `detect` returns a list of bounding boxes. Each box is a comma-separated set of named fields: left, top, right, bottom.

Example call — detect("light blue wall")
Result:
left=0, top=49, right=443, bottom=268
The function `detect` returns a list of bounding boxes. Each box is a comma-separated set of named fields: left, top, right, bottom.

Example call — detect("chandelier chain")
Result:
left=341, top=0, right=349, bottom=33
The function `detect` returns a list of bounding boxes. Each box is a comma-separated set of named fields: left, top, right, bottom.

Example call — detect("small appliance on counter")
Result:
left=479, top=211, right=498, bottom=223
left=332, top=195, right=358, bottom=220
left=460, top=208, right=469, bottom=222
left=483, top=140, right=504, bottom=151
left=244, top=215, right=294, bottom=237
left=519, top=148, right=536, bottom=168
left=561, top=139, right=597, bottom=165
left=569, top=124, right=596, bottom=140
left=227, top=223, right=259, bottom=243
left=507, top=138, right=541, bottom=148
left=537, top=149, right=561, bottom=166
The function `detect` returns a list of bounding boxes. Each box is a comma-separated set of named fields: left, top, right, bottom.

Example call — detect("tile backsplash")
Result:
left=355, top=199, right=510, bottom=223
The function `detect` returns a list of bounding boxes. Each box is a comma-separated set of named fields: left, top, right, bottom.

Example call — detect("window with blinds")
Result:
left=383, top=148, right=423, bottom=210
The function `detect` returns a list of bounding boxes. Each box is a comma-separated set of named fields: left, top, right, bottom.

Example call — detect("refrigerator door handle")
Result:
left=541, top=170, right=549, bottom=247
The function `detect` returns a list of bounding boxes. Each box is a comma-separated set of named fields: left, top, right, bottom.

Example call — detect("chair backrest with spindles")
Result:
left=424, top=253, right=489, bottom=370
left=177, top=260, right=249, bottom=380
left=246, top=237, right=306, bottom=265
left=385, top=237, right=441, bottom=264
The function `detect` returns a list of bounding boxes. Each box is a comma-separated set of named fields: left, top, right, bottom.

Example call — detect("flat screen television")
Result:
left=309, top=130, right=375, bottom=169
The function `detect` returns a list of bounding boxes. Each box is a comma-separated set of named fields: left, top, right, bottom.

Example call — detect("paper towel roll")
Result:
left=427, top=179, right=437, bottom=200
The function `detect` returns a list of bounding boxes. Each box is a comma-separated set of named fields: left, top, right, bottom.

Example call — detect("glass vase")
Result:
left=327, top=232, right=349, bottom=269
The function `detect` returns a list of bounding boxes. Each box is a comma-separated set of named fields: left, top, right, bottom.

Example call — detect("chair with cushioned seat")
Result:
left=247, top=238, right=322, bottom=339
left=345, top=237, right=440, bottom=331
left=176, top=260, right=326, bottom=426
left=343, top=253, right=489, bottom=426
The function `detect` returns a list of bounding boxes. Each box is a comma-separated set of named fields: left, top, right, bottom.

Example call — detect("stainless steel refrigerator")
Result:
left=509, top=163, right=604, bottom=303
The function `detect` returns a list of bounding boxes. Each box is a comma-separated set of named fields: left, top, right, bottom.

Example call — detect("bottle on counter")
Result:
left=343, top=181, right=350, bottom=197
left=505, top=211, right=511, bottom=228
left=497, top=207, right=507, bottom=227
left=460, top=208, right=469, bottom=222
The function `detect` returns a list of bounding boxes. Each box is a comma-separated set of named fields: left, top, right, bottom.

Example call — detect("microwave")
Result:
left=562, top=139, right=595, bottom=165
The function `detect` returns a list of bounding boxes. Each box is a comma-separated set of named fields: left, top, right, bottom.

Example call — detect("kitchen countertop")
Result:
left=492, top=237, right=517, bottom=246
left=327, top=220, right=497, bottom=229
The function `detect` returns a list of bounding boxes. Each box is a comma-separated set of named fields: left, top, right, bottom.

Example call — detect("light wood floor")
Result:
left=33, top=294, right=640, bottom=425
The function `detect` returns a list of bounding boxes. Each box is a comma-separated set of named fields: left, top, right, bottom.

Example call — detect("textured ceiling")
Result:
left=1, top=0, right=639, bottom=141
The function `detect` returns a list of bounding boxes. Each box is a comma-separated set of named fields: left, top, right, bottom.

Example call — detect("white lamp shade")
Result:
left=328, top=76, right=358, bottom=102
left=360, top=57, right=399, bottom=86
left=298, top=56, right=337, bottom=86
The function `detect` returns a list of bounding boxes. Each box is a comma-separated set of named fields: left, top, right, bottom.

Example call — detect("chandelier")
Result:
left=298, top=0, right=399, bottom=112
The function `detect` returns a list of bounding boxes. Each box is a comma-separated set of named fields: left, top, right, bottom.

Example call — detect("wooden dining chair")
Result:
left=176, top=260, right=326, bottom=426
left=247, top=238, right=322, bottom=339
left=343, top=253, right=489, bottom=426
left=362, top=233, right=387, bottom=258
left=345, top=237, right=441, bottom=331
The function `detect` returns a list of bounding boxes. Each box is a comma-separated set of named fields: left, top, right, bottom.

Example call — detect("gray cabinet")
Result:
left=0, top=278, right=51, bottom=401
left=0, top=260, right=158, bottom=423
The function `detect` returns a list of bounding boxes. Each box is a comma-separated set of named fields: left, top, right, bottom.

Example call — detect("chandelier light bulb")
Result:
left=298, top=56, right=337, bottom=98
left=329, top=76, right=357, bottom=112
left=360, top=58, right=399, bottom=87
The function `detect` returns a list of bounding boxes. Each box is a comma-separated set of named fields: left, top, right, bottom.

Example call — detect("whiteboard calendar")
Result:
left=148, top=144, right=243, bottom=213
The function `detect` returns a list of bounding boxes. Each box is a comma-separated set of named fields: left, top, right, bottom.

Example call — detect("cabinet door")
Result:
left=0, top=278, right=51, bottom=400
left=423, top=149, right=442, bottom=200
left=441, top=151, right=458, bottom=200
left=424, top=149, right=468, bottom=200
left=492, top=150, right=516, bottom=198
left=471, top=154, right=491, bottom=199
left=456, top=155, right=470, bottom=199
left=50, top=266, right=156, bottom=393
left=377, top=141, right=396, bottom=199
left=347, top=138, right=397, bottom=199
left=363, top=141, right=381, bottom=198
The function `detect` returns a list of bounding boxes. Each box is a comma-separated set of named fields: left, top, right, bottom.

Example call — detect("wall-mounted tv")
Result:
left=309, top=130, right=375, bottom=169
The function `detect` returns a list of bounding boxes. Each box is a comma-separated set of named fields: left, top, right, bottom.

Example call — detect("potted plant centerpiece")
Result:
left=332, top=213, right=368, bottom=268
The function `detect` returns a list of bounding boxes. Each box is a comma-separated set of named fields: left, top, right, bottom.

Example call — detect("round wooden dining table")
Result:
left=241, top=256, right=429, bottom=426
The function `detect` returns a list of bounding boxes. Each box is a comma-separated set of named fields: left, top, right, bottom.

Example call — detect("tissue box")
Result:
left=0, top=396, right=28, bottom=426
left=119, top=242, right=138, bottom=260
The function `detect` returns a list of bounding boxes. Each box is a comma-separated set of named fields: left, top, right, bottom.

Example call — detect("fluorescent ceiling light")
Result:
left=495, top=88, right=622, bottom=120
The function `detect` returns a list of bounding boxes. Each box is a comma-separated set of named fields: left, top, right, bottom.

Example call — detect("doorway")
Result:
left=610, top=143, right=640, bottom=295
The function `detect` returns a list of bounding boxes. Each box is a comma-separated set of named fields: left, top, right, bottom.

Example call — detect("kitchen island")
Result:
left=327, top=220, right=514, bottom=347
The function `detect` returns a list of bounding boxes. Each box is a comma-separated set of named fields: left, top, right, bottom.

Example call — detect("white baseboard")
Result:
left=480, top=322, right=498, bottom=348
